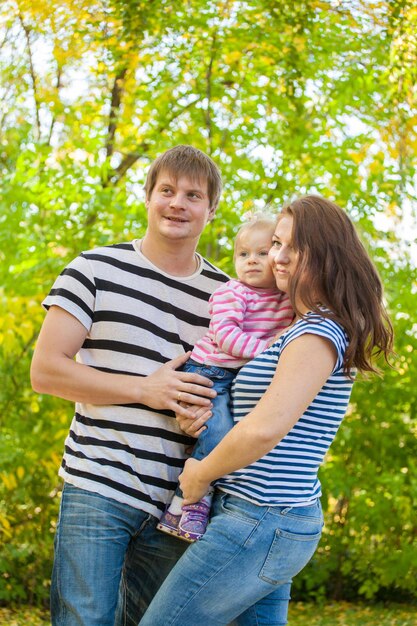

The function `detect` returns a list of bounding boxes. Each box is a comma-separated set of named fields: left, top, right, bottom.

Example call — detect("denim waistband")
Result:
left=188, top=359, right=241, bottom=374
left=216, top=489, right=321, bottom=518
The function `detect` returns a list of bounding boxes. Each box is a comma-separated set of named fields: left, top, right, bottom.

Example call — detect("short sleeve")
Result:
left=42, top=254, right=96, bottom=331
left=280, top=316, right=348, bottom=373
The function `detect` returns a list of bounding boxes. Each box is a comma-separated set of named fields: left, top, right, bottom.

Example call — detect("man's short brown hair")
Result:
left=144, top=145, right=222, bottom=212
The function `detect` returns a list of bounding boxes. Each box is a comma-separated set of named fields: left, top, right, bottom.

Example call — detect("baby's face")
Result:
left=234, top=227, right=277, bottom=289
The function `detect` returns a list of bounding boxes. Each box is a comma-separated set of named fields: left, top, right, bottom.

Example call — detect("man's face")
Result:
left=145, top=171, right=215, bottom=243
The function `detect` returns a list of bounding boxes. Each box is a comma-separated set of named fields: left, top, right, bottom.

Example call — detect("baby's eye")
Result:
left=259, top=251, right=269, bottom=256
left=238, top=252, right=248, bottom=257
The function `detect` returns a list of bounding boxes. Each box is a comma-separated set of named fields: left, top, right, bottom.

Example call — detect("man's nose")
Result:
left=170, top=193, right=185, bottom=208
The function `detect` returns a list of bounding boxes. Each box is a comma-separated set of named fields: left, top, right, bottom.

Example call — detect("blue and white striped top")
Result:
left=217, top=314, right=354, bottom=506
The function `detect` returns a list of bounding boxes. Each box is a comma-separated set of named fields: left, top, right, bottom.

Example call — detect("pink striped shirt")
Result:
left=190, top=279, right=294, bottom=368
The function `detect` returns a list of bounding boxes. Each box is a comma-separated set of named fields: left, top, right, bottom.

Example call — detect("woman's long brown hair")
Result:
left=280, top=196, right=394, bottom=376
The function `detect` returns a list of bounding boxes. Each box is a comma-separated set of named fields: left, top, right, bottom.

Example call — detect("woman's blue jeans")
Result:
left=139, top=492, right=323, bottom=626
left=50, top=483, right=187, bottom=626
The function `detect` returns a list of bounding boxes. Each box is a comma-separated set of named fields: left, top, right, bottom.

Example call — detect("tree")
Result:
left=0, top=0, right=416, bottom=604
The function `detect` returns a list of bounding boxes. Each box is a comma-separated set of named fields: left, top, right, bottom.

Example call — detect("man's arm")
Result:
left=30, top=306, right=216, bottom=417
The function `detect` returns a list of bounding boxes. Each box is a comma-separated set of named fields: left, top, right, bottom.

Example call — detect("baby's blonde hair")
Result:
left=234, top=214, right=276, bottom=257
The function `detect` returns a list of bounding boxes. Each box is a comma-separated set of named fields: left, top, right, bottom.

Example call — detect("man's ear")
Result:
left=207, top=207, right=216, bottom=222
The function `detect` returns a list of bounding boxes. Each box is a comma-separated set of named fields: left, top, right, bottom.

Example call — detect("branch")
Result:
left=264, top=179, right=282, bottom=206
left=46, top=66, right=63, bottom=146
left=112, top=149, right=148, bottom=182
left=18, top=14, right=41, bottom=140
left=205, top=33, right=217, bottom=152
left=105, top=68, right=128, bottom=159
left=106, top=95, right=203, bottom=186
left=0, top=25, right=11, bottom=52
left=0, top=82, right=15, bottom=138
left=219, top=50, right=253, bottom=153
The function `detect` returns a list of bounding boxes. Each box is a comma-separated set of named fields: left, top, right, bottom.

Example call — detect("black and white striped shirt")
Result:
left=43, top=240, right=229, bottom=517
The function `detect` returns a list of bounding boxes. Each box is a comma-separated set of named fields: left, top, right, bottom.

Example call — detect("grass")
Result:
left=0, top=607, right=49, bottom=626
left=288, top=601, right=417, bottom=625
left=1, top=602, right=416, bottom=625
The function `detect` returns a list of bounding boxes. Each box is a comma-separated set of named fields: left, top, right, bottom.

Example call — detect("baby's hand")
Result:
left=176, top=403, right=212, bottom=438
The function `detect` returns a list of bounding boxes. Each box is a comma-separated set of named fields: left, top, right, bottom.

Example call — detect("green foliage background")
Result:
left=1, top=0, right=416, bottom=606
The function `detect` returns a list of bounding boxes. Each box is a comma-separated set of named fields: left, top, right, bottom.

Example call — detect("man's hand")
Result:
left=31, top=308, right=216, bottom=413
left=139, top=352, right=217, bottom=418
left=179, top=458, right=211, bottom=505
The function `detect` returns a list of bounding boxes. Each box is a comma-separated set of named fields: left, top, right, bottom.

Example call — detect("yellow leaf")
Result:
left=0, top=472, right=18, bottom=490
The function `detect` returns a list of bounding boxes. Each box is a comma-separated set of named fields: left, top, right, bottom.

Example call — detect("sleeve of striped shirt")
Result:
left=42, top=254, right=96, bottom=331
left=281, top=317, right=348, bottom=373
left=208, top=283, right=271, bottom=359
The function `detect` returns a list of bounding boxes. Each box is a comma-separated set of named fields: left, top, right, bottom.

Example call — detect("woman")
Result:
left=139, top=196, right=394, bottom=626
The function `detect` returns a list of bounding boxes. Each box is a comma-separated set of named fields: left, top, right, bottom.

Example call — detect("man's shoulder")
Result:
left=199, top=257, right=230, bottom=284
left=81, top=241, right=134, bottom=258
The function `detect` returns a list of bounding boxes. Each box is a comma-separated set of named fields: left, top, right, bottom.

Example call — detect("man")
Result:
left=31, top=145, right=229, bottom=626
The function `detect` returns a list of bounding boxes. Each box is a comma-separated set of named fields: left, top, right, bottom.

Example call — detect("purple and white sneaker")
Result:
left=156, top=508, right=182, bottom=537
left=178, top=496, right=212, bottom=542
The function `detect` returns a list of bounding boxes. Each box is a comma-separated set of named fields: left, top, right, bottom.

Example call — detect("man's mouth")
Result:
left=166, top=216, right=187, bottom=223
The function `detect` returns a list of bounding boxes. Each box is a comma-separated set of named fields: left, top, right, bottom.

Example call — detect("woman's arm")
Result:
left=179, top=333, right=337, bottom=503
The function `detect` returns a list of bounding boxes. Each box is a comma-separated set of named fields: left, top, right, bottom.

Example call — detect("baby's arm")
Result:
left=209, top=284, right=270, bottom=359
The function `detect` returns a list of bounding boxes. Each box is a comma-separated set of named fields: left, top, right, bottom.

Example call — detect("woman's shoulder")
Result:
left=285, top=314, right=348, bottom=347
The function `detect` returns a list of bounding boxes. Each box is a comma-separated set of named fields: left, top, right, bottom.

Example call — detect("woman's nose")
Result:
left=270, top=248, right=288, bottom=265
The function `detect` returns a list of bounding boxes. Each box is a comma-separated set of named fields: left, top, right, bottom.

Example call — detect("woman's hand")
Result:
left=176, top=404, right=212, bottom=438
left=179, top=458, right=211, bottom=505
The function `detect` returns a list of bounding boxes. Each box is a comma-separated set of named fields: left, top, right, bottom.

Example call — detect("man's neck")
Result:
left=140, top=234, right=200, bottom=277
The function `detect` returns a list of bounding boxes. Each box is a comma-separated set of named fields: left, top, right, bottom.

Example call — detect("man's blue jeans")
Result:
left=120, top=362, right=236, bottom=625
left=139, top=492, right=324, bottom=626
left=50, top=483, right=187, bottom=626
left=183, top=360, right=236, bottom=460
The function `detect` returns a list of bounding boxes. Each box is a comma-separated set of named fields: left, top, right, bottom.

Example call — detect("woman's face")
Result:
left=268, top=214, right=299, bottom=293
